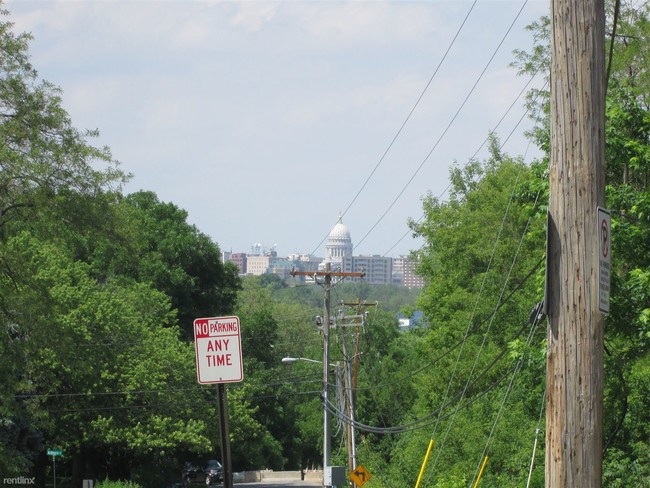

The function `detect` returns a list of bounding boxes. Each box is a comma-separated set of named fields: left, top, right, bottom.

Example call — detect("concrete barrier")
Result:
left=234, top=471, right=261, bottom=482
left=233, top=470, right=323, bottom=483
left=260, top=470, right=302, bottom=480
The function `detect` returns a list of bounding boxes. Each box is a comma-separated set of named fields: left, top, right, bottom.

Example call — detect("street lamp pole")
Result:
left=289, top=263, right=365, bottom=487
left=322, top=262, right=332, bottom=480
left=281, top=355, right=334, bottom=486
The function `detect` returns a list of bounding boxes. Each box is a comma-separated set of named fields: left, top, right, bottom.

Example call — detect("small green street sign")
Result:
left=47, top=449, right=63, bottom=456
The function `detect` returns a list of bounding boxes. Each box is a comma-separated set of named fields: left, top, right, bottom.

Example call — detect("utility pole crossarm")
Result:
left=290, top=269, right=366, bottom=279
left=338, top=300, right=379, bottom=308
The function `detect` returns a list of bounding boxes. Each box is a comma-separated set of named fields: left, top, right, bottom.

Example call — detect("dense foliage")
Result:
left=0, top=6, right=241, bottom=485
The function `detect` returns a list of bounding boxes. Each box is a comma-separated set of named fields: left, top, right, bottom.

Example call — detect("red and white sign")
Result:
left=194, top=316, right=244, bottom=384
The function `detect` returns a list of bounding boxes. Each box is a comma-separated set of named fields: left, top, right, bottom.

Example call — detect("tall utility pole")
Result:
left=322, top=263, right=333, bottom=475
left=291, top=264, right=365, bottom=487
left=336, top=299, right=377, bottom=486
left=546, top=0, right=606, bottom=485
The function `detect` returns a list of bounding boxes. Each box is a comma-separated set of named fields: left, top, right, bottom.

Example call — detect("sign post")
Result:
left=193, top=316, right=243, bottom=384
left=194, top=316, right=244, bottom=488
left=47, top=449, right=63, bottom=488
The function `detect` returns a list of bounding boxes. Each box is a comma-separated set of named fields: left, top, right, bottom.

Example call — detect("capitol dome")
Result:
left=325, top=215, right=353, bottom=264
left=329, top=219, right=351, bottom=241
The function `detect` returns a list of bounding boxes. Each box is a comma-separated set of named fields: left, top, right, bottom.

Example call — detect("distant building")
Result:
left=393, top=255, right=425, bottom=289
left=342, top=255, right=393, bottom=285
left=222, top=219, right=425, bottom=288
left=228, top=253, right=247, bottom=275
left=269, top=258, right=294, bottom=279
left=397, top=310, right=425, bottom=332
left=323, top=215, right=353, bottom=269
left=287, top=253, right=322, bottom=273
left=246, top=251, right=286, bottom=276
left=245, top=254, right=270, bottom=275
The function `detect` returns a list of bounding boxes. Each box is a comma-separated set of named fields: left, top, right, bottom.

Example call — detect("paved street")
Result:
left=233, top=482, right=320, bottom=488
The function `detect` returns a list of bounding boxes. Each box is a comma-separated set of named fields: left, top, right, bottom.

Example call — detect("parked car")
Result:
left=203, top=460, right=224, bottom=486
left=182, top=459, right=224, bottom=486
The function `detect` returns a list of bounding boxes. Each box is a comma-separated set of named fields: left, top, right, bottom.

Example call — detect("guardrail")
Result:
left=234, top=470, right=322, bottom=483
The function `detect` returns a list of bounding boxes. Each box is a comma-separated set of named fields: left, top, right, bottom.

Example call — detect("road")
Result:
left=231, top=482, right=320, bottom=488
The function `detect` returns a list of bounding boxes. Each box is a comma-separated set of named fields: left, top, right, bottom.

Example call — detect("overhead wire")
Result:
left=525, top=388, right=547, bottom=488
left=307, top=0, right=480, bottom=258
left=42, top=388, right=325, bottom=415
left=353, top=0, right=532, bottom=253
left=424, top=132, right=543, bottom=483
left=325, top=327, right=524, bottom=435
left=325, top=298, right=542, bottom=435
left=14, top=371, right=323, bottom=401
left=328, top=128, right=545, bottom=465
left=426, top=158, right=532, bottom=477
left=354, top=79, right=548, bottom=437
left=335, top=255, right=543, bottom=397
left=465, top=306, right=545, bottom=488
left=382, top=75, right=548, bottom=257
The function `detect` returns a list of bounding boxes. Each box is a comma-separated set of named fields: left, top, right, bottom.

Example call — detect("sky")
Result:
left=5, top=0, right=549, bottom=258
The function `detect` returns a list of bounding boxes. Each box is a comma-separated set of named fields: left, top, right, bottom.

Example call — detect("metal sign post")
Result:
left=217, top=384, right=233, bottom=488
left=194, top=316, right=243, bottom=488
left=47, top=450, right=63, bottom=488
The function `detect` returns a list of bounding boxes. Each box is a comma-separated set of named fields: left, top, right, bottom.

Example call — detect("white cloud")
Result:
left=230, top=2, right=278, bottom=32
left=285, top=1, right=453, bottom=48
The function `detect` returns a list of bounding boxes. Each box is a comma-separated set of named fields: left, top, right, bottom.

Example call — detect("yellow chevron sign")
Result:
left=350, top=465, right=372, bottom=487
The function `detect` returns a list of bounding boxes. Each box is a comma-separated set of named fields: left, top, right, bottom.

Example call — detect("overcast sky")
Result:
left=5, top=0, right=548, bottom=258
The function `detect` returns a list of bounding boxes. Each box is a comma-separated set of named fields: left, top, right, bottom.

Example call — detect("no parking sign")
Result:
left=193, top=316, right=244, bottom=384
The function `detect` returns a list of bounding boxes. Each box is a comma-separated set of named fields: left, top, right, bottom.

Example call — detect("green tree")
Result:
left=0, top=8, right=240, bottom=483
left=117, top=191, right=240, bottom=340
left=1, top=233, right=213, bottom=483
left=0, top=8, right=126, bottom=239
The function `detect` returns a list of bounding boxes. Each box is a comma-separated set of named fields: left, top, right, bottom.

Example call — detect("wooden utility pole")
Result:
left=290, top=265, right=364, bottom=487
left=336, top=299, right=378, bottom=485
left=546, top=0, right=606, bottom=485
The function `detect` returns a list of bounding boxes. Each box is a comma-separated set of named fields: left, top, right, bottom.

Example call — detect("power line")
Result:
left=426, top=188, right=544, bottom=481
left=14, top=373, right=322, bottom=400
left=325, top=301, right=543, bottom=435
left=467, top=307, right=545, bottom=488
left=382, top=76, right=547, bottom=257
left=347, top=256, right=544, bottom=397
left=354, top=0, right=532, bottom=253
left=307, top=0, right=480, bottom=258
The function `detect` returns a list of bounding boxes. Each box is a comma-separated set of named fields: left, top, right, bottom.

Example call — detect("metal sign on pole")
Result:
left=47, top=449, right=63, bottom=488
left=349, top=465, right=372, bottom=487
left=193, top=316, right=243, bottom=384
left=193, top=316, right=244, bottom=488
left=598, top=207, right=611, bottom=314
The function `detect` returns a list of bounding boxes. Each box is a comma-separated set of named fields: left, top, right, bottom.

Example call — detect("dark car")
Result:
left=182, top=460, right=224, bottom=487
left=203, top=460, right=224, bottom=486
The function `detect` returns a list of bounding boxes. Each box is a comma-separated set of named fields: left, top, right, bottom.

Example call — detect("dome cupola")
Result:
left=325, top=214, right=353, bottom=264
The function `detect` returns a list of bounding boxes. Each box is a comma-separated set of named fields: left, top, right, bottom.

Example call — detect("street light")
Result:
left=281, top=357, right=326, bottom=365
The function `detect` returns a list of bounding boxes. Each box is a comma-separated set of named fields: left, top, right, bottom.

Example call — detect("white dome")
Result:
left=325, top=215, right=353, bottom=263
left=329, top=220, right=351, bottom=241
